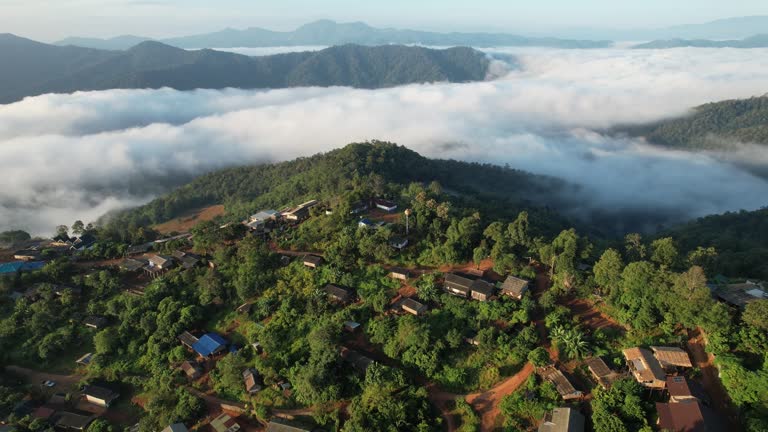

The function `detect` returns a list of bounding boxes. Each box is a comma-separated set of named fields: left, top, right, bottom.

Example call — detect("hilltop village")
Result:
left=0, top=143, right=766, bottom=432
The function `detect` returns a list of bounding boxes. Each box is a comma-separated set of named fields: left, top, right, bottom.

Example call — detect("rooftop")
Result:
left=651, top=346, right=693, bottom=368
left=656, top=400, right=706, bottom=432
left=192, top=333, right=228, bottom=357
left=538, top=407, right=585, bottom=432
left=623, top=347, right=666, bottom=387
left=500, top=275, right=530, bottom=297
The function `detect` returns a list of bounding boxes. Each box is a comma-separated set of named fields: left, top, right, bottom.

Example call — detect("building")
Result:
left=70, top=234, right=97, bottom=251
left=349, top=200, right=370, bottom=215
left=283, top=200, right=318, bottom=222
left=266, top=419, right=312, bottom=432
left=210, top=414, right=240, bottom=432
left=192, top=333, right=228, bottom=357
left=0, top=261, right=45, bottom=277
left=399, top=298, right=429, bottom=316
left=83, top=385, right=119, bottom=407
left=667, top=376, right=698, bottom=403
left=470, top=279, right=495, bottom=301
left=358, top=218, right=377, bottom=229
left=585, top=356, right=621, bottom=389
left=149, top=255, right=174, bottom=270
left=52, top=412, right=94, bottom=431
left=180, top=361, right=202, bottom=380
left=324, top=284, right=353, bottom=303
left=389, top=267, right=411, bottom=281
left=162, top=424, right=189, bottom=432
left=244, top=210, right=279, bottom=231
left=500, top=275, right=530, bottom=300
left=540, top=367, right=583, bottom=400
left=126, top=243, right=152, bottom=256
left=656, top=400, right=707, bottom=432
left=172, top=251, right=201, bottom=269
left=243, top=368, right=262, bottom=394
left=374, top=198, right=398, bottom=212
left=119, top=258, right=146, bottom=273
left=715, top=281, right=767, bottom=308
left=178, top=331, right=199, bottom=350
left=538, top=407, right=585, bottom=432
left=303, top=255, right=323, bottom=269
left=13, top=249, right=42, bottom=261
left=651, top=346, right=693, bottom=369
left=340, top=348, right=375, bottom=374
left=623, top=347, right=667, bottom=389
left=344, top=321, right=361, bottom=332
left=76, top=352, right=94, bottom=366
left=444, top=273, right=473, bottom=298
left=83, top=316, right=109, bottom=330
left=390, top=237, right=409, bottom=250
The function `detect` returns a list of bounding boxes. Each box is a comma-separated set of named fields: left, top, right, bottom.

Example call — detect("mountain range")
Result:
left=0, top=34, right=490, bottom=104
left=633, top=34, right=768, bottom=49
left=55, top=19, right=612, bottom=50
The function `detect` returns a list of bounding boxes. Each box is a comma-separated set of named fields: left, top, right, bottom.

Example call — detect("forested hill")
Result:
left=102, top=141, right=569, bottom=238
left=56, top=19, right=612, bottom=50
left=0, top=35, right=490, bottom=104
left=616, top=96, right=768, bottom=150
left=662, top=207, right=768, bottom=279
left=632, top=34, right=768, bottom=49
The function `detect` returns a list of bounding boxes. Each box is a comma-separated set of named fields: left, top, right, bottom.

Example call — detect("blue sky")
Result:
left=2, top=0, right=767, bottom=41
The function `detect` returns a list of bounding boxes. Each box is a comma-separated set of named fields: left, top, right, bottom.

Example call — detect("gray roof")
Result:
left=324, top=284, right=353, bottom=302
left=266, top=419, right=312, bottom=432
left=445, top=273, right=473, bottom=294
left=162, top=424, right=189, bottom=432
left=470, top=279, right=495, bottom=297
left=501, top=276, right=530, bottom=296
left=400, top=298, right=428, bottom=314
left=538, top=407, right=585, bottom=432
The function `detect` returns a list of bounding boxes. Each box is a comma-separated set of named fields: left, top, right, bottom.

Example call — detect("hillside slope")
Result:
left=633, top=34, right=768, bottom=49
left=0, top=35, right=490, bottom=104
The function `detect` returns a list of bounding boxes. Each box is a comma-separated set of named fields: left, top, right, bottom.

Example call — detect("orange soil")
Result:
left=154, top=205, right=225, bottom=234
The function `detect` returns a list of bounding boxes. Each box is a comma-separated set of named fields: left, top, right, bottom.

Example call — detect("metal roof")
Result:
left=192, top=333, right=227, bottom=357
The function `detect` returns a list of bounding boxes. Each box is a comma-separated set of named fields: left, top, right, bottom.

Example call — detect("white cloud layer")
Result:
left=2, top=47, right=768, bottom=235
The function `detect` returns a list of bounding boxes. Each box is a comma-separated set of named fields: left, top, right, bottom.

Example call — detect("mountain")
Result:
left=56, top=35, right=152, bottom=50
left=660, top=16, right=768, bottom=40
left=633, top=34, right=768, bottom=49
left=616, top=96, right=768, bottom=150
left=102, top=141, right=570, bottom=237
left=56, top=19, right=612, bottom=50
left=0, top=35, right=491, bottom=104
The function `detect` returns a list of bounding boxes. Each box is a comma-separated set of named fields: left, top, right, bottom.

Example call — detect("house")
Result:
left=283, top=200, right=318, bottom=222
left=340, top=347, right=375, bottom=373
left=374, top=198, right=398, bottom=212
left=390, top=237, right=409, bottom=250
left=500, top=276, right=530, bottom=300
left=178, top=331, right=199, bottom=350
left=172, top=251, right=201, bottom=269
left=358, top=218, right=376, bottom=229
left=243, top=368, right=262, bottom=394
left=623, top=347, right=667, bottom=389
left=84, top=316, right=109, bottom=330
left=470, top=279, right=495, bottom=301
left=83, top=385, right=119, bottom=407
left=303, top=255, right=323, bottom=269
left=667, top=376, right=698, bottom=403
left=344, top=321, right=362, bottom=332
left=538, top=407, right=585, bottom=432
left=70, top=234, right=97, bottom=251
left=119, top=258, right=146, bottom=273
left=585, top=356, right=621, bottom=389
left=76, top=352, right=94, bottom=366
left=0, top=261, right=45, bottom=277
left=715, top=281, right=767, bottom=308
left=399, top=298, right=429, bottom=316
left=31, top=406, right=56, bottom=421
left=324, top=284, right=353, bottom=303
left=349, top=200, right=370, bottom=215
left=444, top=273, right=473, bottom=298
left=266, top=419, right=312, bottom=432
left=656, top=400, right=707, bottom=432
left=126, top=243, right=152, bottom=256
left=13, top=249, right=41, bottom=261
left=651, top=346, right=693, bottom=369
left=210, top=413, right=240, bottom=432
left=244, top=210, right=279, bottom=231
left=148, top=255, right=174, bottom=270
left=180, top=361, right=202, bottom=380
left=540, top=367, right=583, bottom=400
left=192, top=333, right=228, bottom=357
left=389, top=267, right=410, bottom=281
left=162, top=424, right=189, bottom=432
left=52, top=411, right=94, bottom=431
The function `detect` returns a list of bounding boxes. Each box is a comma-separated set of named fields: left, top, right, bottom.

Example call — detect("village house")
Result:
left=540, top=367, right=583, bottom=400
left=162, top=424, right=188, bottom=432
left=70, top=234, right=97, bottom=251
left=210, top=414, right=241, bottom=432
left=266, top=419, right=312, bottom=432
left=83, top=316, right=109, bottom=330
left=390, top=237, right=409, bottom=250
left=76, top=353, right=94, bottom=367
left=172, top=250, right=201, bottom=269
left=243, top=210, right=279, bottom=232
left=192, top=333, right=228, bottom=358
left=51, top=411, right=94, bottom=431
left=180, top=360, right=202, bottom=380
left=585, top=356, right=621, bottom=389
left=13, top=249, right=42, bottom=261
left=651, top=346, right=693, bottom=370
left=470, top=279, right=495, bottom=301
left=349, top=200, right=370, bottom=215
left=83, top=385, right=119, bottom=408
left=374, top=198, right=398, bottom=212
left=344, top=321, right=361, bottom=332
left=500, top=275, right=530, bottom=300
left=149, top=255, right=174, bottom=270
left=358, top=218, right=377, bottom=229
left=389, top=267, right=410, bottom=281
left=125, top=243, right=152, bottom=256
left=623, top=347, right=667, bottom=389
left=340, top=347, right=375, bottom=374
left=324, top=284, right=354, bottom=304
left=666, top=376, right=699, bottom=403
left=0, top=261, right=45, bottom=278
left=538, top=407, right=585, bottom=432
left=714, top=281, right=766, bottom=308
left=283, top=200, right=318, bottom=222
left=444, top=273, right=473, bottom=298
left=178, top=331, right=199, bottom=350
left=243, top=368, right=262, bottom=394
left=656, top=398, right=707, bottom=432
left=119, top=258, right=146, bottom=273
left=398, top=297, right=429, bottom=316
left=303, top=255, right=323, bottom=269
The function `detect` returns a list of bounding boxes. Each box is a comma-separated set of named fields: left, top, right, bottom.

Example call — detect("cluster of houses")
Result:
left=444, top=272, right=530, bottom=302
left=119, top=249, right=202, bottom=279
left=10, top=384, right=120, bottom=431
left=711, top=280, right=767, bottom=309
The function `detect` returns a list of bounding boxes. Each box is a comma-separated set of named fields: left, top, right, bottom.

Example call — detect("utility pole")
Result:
left=404, top=209, right=412, bottom=236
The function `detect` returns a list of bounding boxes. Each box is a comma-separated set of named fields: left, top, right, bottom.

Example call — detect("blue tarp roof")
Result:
left=0, top=261, right=45, bottom=274
left=192, top=333, right=227, bottom=357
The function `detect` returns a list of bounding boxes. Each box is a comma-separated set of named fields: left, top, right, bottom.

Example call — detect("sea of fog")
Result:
left=2, top=46, right=768, bottom=235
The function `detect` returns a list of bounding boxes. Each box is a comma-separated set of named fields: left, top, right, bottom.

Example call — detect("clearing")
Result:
left=153, top=205, right=225, bottom=234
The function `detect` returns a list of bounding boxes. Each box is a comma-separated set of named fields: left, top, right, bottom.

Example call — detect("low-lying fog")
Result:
left=2, top=47, right=768, bottom=235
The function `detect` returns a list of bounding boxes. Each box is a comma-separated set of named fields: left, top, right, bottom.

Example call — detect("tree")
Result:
left=527, top=347, right=551, bottom=367
left=624, top=233, right=646, bottom=262
left=473, top=242, right=488, bottom=269
left=594, top=249, right=624, bottom=296
left=71, top=220, right=86, bottom=236
left=55, top=225, right=69, bottom=237
left=687, top=246, right=717, bottom=274
left=743, top=300, right=768, bottom=330
left=651, top=237, right=678, bottom=268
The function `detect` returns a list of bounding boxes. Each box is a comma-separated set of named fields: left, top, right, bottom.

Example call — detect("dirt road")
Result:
left=6, top=365, right=82, bottom=393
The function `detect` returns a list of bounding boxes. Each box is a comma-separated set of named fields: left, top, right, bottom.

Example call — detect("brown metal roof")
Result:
left=501, top=275, right=530, bottom=297
left=623, top=347, right=666, bottom=388
left=656, top=401, right=706, bottom=432
left=651, top=346, right=693, bottom=368
left=540, top=367, right=582, bottom=400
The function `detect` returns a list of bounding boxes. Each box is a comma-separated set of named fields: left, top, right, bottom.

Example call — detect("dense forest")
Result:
left=1, top=141, right=766, bottom=431
left=617, top=95, right=768, bottom=150
left=0, top=36, right=490, bottom=104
